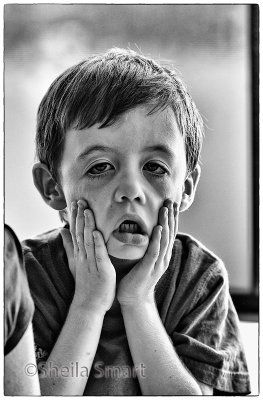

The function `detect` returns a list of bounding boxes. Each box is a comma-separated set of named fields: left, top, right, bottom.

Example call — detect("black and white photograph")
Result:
left=4, top=2, right=259, bottom=396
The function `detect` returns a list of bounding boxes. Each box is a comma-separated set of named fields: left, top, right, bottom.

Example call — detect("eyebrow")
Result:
left=77, top=144, right=175, bottom=161
left=77, top=145, right=116, bottom=161
left=142, top=145, right=175, bottom=160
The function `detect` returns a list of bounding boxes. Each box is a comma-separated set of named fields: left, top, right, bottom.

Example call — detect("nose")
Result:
left=114, top=171, right=146, bottom=204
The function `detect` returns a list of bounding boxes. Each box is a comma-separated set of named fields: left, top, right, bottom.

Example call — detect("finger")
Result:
left=155, top=207, right=169, bottom=271
left=84, top=209, right=96, bottom=270
left=163, top=200, right=175, bottom=266
left=76, top=200, right=86, bottom=255
left=69, top=201, right=78, bottom=251
left=60, top=228, right=75, bottom=279
left=163, top=203, right=174, bottom=267
left=168, top=201, right=175, bottom=247
left=93, top=230, right=110, bottom=272
left=159, top=206, right=170, bottom=255
left=140, top=225, right=162, bottom=271
left=173, top=202, right=179, bottom=239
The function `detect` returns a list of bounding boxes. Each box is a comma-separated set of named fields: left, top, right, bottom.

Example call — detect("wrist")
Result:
left=119, top=295, right=156, bottom=313
left=71, top=296, right=109, bottom=318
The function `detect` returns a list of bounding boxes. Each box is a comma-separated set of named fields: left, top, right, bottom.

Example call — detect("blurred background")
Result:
left=4, top=4, right=258, bottom=303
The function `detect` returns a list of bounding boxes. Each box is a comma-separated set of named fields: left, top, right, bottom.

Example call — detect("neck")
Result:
left=109, top=255, right=140, bottom=279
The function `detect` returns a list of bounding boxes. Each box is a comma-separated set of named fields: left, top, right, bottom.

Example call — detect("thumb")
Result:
left=60, top=228, right=75, bottom=279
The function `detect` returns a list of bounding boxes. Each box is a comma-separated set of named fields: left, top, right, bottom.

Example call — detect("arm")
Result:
left=118, top=200, right=212, bottom=395
left=121, top=301, right=203, bottom=395
left=5, top=322, right=41, bottom=395
left=39, top=201, right=116, bottom=395
left=38, top=302, right=105, bottom=395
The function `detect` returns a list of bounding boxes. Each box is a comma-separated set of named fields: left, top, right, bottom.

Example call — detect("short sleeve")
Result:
left=169, top=260, right=251, bottom=394
left=4, top=225, right=35, bottom=355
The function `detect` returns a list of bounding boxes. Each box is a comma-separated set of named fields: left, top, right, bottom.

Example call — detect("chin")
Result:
left=106, top=235, right=149, bottom=260
left=107, top=244, right=147, bottom=260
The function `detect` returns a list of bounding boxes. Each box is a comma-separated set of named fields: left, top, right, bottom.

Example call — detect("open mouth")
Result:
left=118, top=220, right=144, bottom=234
left=112, top=217, right=148, bottom=246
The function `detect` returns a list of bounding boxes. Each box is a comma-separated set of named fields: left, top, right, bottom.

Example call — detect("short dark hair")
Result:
left=36, top=48, right=204, bottom=179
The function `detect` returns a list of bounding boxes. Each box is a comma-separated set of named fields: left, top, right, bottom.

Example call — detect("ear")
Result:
left=32, top=162, right=67, bottom=210
left=180, top=164, right=201, bottom=212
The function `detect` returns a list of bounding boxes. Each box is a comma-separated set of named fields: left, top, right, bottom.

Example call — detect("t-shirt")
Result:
left=22, top=228, right=251, bottom=395
left=4, top=225, right=35, bottom=355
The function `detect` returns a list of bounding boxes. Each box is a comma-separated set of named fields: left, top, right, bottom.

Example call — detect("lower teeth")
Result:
left=119, top=223, right=139, bottom=233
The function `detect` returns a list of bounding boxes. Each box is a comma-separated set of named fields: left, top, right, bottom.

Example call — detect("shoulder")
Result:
left=156, top=232, right=229, bottom=312
left=21, top=227, right=71, bottom=292
left=21, top=228, right=74, bottom=352
left=176, top=232, right=223, bottom=263
left=22, top=228, right=63, bottom=255
left=162, top=233, right=229, bottom=308
left=173, top=232, right=228, bottom=281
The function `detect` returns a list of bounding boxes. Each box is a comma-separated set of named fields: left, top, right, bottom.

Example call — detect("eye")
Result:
left=143, top=162, right=167, bottom=175
left=88, top=162, right=114, bottom=176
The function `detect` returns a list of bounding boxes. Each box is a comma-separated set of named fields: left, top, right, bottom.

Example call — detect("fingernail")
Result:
left=93, top=231, right=99, bottom=240
left=77, top=200, right=85, bottom=208
left=163, top=199, right=172, bottom=208
left=173, top=202, right=179, bottom=212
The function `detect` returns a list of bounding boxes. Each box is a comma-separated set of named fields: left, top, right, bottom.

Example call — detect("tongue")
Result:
left=119, top=222, right=140, bottom=233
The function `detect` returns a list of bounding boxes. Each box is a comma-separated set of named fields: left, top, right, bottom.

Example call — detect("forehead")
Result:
left=63, top=106, right=185, bottom=162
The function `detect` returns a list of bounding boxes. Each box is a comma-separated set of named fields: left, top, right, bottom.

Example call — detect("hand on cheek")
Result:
left=117, top=200, right=179, bottom=307
left=60, top=200, right=116, bottom=313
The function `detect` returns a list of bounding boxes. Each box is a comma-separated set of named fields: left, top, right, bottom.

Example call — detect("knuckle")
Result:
left=150, top=249, right=159, bottom=260
left=79, top=253, right=86, bottom=263
left=95, top=255, right=104, bottom=264
left=162, top=235, right=169, bottom=249
left=73, top=249, right=78, bottom=257
left=70, top=227, right=75, bottom=236
left=84, top=240, right=93, bottom=248
left=76, top=233, right=84, bottom=243
left=94, top=240, right=102, bottom=249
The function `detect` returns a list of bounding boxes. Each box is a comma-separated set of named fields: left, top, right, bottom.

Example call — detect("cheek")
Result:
left=64, top=178, right=102, bottom=206
left=154, top=178, right=184, bottom=205
left=65, top=181, right=111, bottom=235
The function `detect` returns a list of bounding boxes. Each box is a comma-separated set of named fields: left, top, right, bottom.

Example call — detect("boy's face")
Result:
left=59, top=106, right=188, bottom=260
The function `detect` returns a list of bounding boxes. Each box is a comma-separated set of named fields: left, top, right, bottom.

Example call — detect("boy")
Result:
left=22, top=48, right=250, bottom=395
